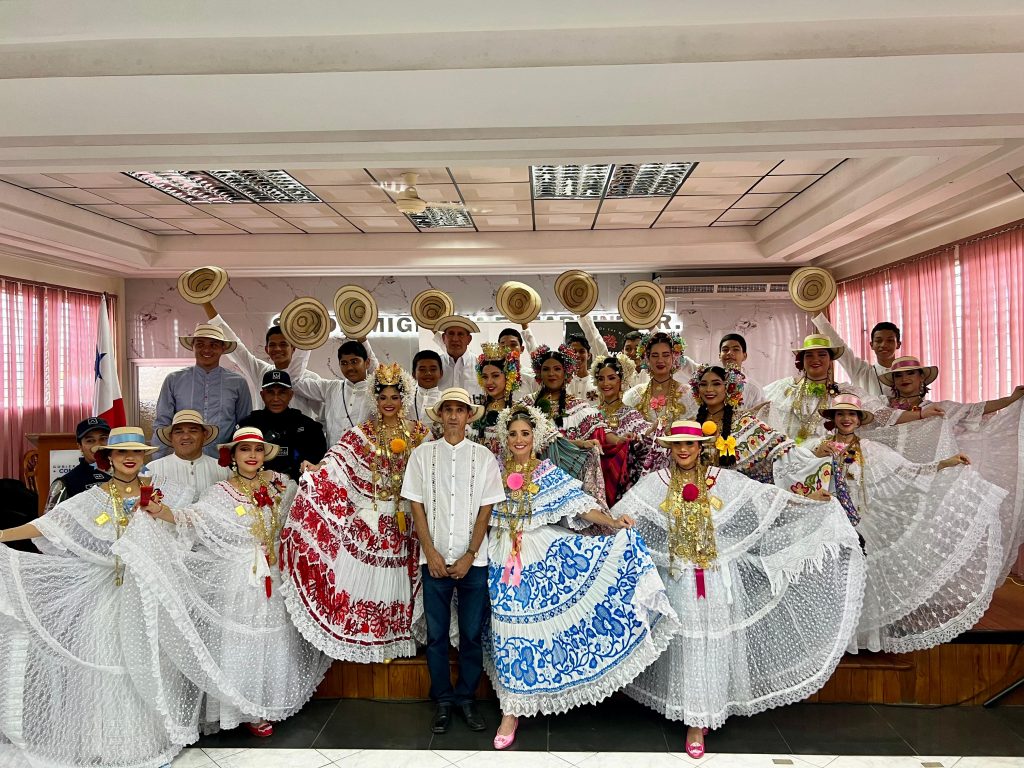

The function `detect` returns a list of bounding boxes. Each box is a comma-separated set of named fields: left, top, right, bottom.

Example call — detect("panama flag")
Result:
left=93, top=294, right=126, bottom=427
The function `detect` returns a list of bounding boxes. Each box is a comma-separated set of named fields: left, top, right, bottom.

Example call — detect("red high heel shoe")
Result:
left=685, top=727, right=708, bottom=759
left=245, top=721, right=274, bottom=738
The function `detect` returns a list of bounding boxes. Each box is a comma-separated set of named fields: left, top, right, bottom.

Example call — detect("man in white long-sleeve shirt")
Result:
left=433, top=315, right=483, bottom=400
left=411, top=350, right=444, bottom=423
left=203, top=300, right=318, bottom=419
left=293, top=339, right=378, bottom=445
left=812, top=313, right=901, bottom=398
left=566, top=332, right=598, bottom=402
left=147, top=410, right=230, bottom=502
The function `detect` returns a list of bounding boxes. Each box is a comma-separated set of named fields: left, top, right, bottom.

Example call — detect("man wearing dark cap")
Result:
left=238, top=370, right=327, bottom=481
left=43, top=417, right=111, bottom=511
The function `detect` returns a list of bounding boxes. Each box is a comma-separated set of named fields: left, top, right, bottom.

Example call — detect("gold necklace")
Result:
left=234, top=472, right=282, bottom=569
left=789, top=377, right=833, bottom=443
left=501, top=457, right=540, bottom=545
left=638, top=379, right=686, bottom=425
left=660, top=463, right=717, bottom=574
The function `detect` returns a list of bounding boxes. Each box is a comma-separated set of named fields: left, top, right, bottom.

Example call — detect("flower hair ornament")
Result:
left=364, top=361, right=417, bottom=416
left=495, top=403, right=560, bottom=456
left=530, top=344, right=580, bottom=385
left=476, top=342, right=522, bottom=398
left=635, top=331, right=687, bottom=372
left=590, top=353, right=637, bottom=391
left=689, top=363, right=746, bottom=409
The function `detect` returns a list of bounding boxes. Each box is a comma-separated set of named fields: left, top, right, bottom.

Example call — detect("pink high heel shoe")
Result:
left=685, top=727, right=708, bottom=759
left=493, top=717, right=519, bottom=750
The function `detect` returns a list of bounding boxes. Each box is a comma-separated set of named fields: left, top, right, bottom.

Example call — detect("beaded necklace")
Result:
left=104, top=481, right=136, bottom=587
left=232, top=471, right=284, bottom=569
left=599, top=398, right=624, bottom=429
left=660, top=463, right=719, bottom=575
left=500, top=457, right=541, bottom=545
left=787, top=376, right=838, bottom=443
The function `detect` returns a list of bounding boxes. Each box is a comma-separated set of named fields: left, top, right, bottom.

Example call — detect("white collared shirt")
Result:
left=412, top=385, right=442, bottom=423
left=437, top=351, right=483, bottom=401
left=566, top=372, right=598, bottom=403
left=146, top=453, right=231, bottom=503
left=402, top=437, right=505, bottom=567
left=293, top=373, right=372, bottom=445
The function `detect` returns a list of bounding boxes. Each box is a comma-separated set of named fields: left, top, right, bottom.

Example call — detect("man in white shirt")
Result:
left=293, top=340, right=377, bottom=445
left=497, top=326, right=539, bottom=396
left=812, top=313, right=900, bottom=398
left=433, top=315, right=483, bottom=401
left=678, top=333, right=767, bottom=409
left=566, top=333, right=598, bottom=402
left=410, top=350, right=443, bottom=423
left=203, top=299, right=318, bottom=419
left=402, top=387, right=505, bottom=735
left=147, top=410, right=230, bottom=502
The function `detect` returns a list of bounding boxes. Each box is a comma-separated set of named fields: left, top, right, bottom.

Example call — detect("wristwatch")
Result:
left=466, top=548, right=478, bottom=559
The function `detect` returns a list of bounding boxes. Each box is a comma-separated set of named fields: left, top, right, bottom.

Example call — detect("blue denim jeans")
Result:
left=421, top=564, right=489, bottom=704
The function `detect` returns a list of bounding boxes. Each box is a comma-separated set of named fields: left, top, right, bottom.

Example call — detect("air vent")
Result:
left=664, top=284, right=715, bottom=296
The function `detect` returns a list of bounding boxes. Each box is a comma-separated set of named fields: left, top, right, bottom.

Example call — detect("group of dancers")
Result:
left=2, top=295, right=1023, bottom=767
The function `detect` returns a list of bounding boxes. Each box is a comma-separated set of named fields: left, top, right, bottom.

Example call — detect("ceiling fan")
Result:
left=383, top=172, right=466, bottom=215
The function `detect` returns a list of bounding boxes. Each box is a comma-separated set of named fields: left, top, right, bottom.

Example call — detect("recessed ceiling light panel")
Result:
left=531, top=164, right=612, bottom=199
left=408, top=206, right=475, bottom=229
left=606, top=162, right=696, bottom=197
left=125, top=170, right=321, bottom=204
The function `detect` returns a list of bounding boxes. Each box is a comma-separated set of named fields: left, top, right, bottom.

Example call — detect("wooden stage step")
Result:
left=314, top=641, right=1024, bottom=706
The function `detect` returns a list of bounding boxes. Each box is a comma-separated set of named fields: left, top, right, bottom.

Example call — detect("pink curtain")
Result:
left=961, top=228, right=1024, bottom=400
left=833, top=230, right=1024, bottom=402
left=0, top=278, right=114, bottom=479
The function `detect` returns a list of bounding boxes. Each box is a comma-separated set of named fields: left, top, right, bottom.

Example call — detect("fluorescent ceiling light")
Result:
left=605, top=163, right=696, bottom=197
left=408, top=206, right=475, bottom=229
left=125, top=170, right=321, bottom=204
left=531, top=164, right=612, bottom=199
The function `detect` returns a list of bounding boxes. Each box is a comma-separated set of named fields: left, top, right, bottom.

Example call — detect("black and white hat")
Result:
left=261, top=369, right=293, bottom=389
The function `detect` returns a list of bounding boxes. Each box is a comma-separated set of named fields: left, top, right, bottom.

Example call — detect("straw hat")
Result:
left=179, top=323, right=237, bottom=354
left=820, top=393, right=875, bottom=426
left=434, top=314, right=481, bottom=335
left=656, top=420, right=715, bottom=445
left=93, top=426, right=159, bottom=455
left=496, top=281, right=542, bottom=324
left=788, top=267, right=837, bottom=313
left=792, top=334, right=845, bottom=359
left=879, top=356, right=939, bottom=388
left=554, top=270, right=599, bottom=315
left=156, top=409, right=219, bottom=447
left=425, top=387, right=485, bottom=423
left=333, top=285, right=379, bottom=339
left=177, top=266, right=228, bottom=305
left=618, top=280, right=666, bottom=330
left=217, top=426, right=281, bottom=461
left=279, top=297, right=334, bottom=350
left=411, top=289, right=455, bottom=331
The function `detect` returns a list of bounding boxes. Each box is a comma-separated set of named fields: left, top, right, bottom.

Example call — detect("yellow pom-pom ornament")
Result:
left=389, top=438, right=408, bottom=453
left=701, top=420, right=718, bottom=436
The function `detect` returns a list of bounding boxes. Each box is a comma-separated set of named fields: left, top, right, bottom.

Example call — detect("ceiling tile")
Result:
left=665, top=194, right=742, bottom=211
left=598, top=197, right=669, bottom=213
left=345, top=216, right=418, bottom=232
left=718, top=207, right=775, bottom=221
left=174, top=219, right=247, bottom=234
left=459, top=183, right=531, bottom=202
left=228, top=218, right=304, bottom=233
left=533, top=199, right=600, bottom=215
left=689, top=161, right=780, bottom=178
left=449, top=167, right=530, bottom=184
left=711, top=220, right=760, bottom=226
left=0, top=173, right=70, bottom=188
left=78, top=203, right=150, bottom=219
left=534, top=213, right=594, bottom=230
left=286, top=217, right=360, bottom=232
left=203, top=203, right=271, bottom=219
left=771, top=159, right=842, bottom=175
left=412, top=183, right=461, bottom=203
left=473, top=214, right=533, bottom=231
left=46, top=172, right=147, bottom=188
left=595, top=212, right=659, bottom=229
left=678, top=177, right=759, bottom=195
left=260, top=203, right=337, bottom=217
left=115, top=218, right=181, bottom=231
left=330, top=202, right=398, bottom=218
left=89, top=187, right=185, bottom=204
left=34, top=187, right=119, bottom=205
left=654, top=210, right=721, bottom=226
left=129, top=204, right=212, bottom=220
left=464, top=200, right=532, bottom=215
left=735, top=192, right=797, bottom=208
left=309, top=185, right=392, bottom=203
left=367, top=168, right=452, bottom=184
left=289, top=169, right=373, bottom=186
left=750, top=175, right=819, bottom=194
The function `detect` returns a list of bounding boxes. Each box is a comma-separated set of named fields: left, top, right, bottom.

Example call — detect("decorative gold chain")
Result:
left=660, top=464, right=717, bottom=574
left=500, top=458, right=540, bottom=546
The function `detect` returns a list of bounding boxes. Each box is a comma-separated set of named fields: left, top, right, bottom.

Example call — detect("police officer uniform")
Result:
left=44, top=417, right=112, bottom=512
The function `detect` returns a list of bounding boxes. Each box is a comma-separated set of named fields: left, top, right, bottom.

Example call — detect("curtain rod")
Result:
left=839, top=217, right=1024, bottom=283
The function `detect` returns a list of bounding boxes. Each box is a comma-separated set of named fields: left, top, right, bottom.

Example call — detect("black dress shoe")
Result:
left=432, top=703, right=452, bottom=734
left=459, top=701, right=486, bottom=732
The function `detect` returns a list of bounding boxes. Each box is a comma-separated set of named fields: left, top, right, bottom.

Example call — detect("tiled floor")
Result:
left=176, top=698, right=1024, bottom=765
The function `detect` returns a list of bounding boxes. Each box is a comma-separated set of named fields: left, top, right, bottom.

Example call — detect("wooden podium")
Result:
left=25, top=432, right=80, bottom=515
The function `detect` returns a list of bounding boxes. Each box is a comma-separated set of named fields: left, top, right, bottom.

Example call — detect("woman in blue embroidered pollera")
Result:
left=484, top=404, right=678, bottom=751
left=613, top=420, right=865, bottom=759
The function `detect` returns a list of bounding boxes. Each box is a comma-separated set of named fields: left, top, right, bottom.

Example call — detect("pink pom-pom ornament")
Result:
left=506, top=473, right=525, bottom=491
